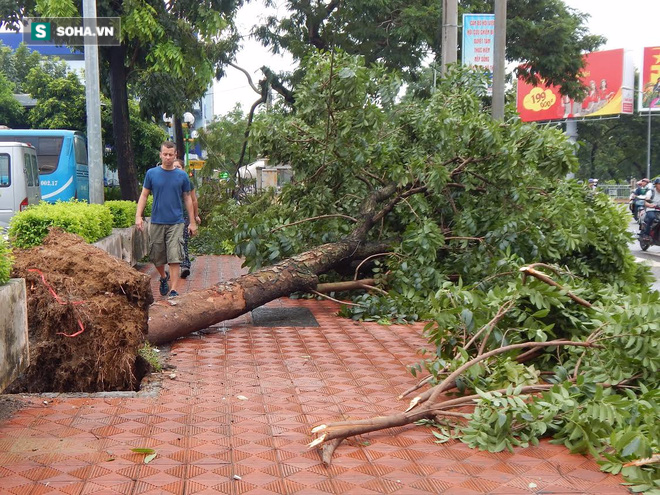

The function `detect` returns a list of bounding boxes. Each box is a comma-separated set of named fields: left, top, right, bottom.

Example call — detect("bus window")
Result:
left=36, top=137, right=63, bottom=174
left=74, top=136, right=88, bottom=165
left=0, top=155, right=9, bottom=186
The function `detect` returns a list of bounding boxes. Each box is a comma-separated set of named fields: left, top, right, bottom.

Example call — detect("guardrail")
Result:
left=599, top=184, right=633, bottom=201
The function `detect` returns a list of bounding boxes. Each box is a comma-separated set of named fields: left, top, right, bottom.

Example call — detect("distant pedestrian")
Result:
left=135, top=141, right=197, bottom=298
left=173, top=159, right=201, bottom=279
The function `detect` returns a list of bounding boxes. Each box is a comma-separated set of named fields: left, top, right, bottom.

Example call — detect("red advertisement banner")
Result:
left=516, top=49, right=633, bottom=122
left=640, top=46, right=660, bottom=111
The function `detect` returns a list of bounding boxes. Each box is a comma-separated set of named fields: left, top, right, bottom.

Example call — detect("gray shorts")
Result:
left=149, top=223, right=185, bottom=266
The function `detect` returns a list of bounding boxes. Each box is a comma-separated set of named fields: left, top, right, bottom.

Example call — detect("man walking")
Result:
left=135, top=141, right=198, bottom=298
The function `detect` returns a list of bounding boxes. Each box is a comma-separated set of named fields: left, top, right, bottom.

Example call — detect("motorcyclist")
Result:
left=641, top=178, right=660, bottom=239
left=631, top=178, right=650, bottom=221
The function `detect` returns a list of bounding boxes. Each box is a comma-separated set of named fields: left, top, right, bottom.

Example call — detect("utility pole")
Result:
left=492, top=0, right=507, bottom=120
left=647, top=109, right=652, bottom=179
left=441, top=0, right=458, bottom=75
left=83, top=0, right=104, bottom=204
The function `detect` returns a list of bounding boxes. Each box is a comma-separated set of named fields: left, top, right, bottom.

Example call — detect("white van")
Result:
left=0, top=142, right=41, bottom=230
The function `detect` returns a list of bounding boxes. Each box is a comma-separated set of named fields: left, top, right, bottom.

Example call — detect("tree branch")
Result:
left=269, top=214, right=358, bottom=233
left=520, top=266, right=592, bottom=308
left=229, top=62, right=261, bottom=94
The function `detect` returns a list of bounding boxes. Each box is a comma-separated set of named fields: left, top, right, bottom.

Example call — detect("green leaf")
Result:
left=131, top=448, right=156, bottom=454
left=621, top=437, right=641, bottom=457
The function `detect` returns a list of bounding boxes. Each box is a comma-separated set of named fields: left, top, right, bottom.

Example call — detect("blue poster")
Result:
left=462, top=14, right=495, bottom=71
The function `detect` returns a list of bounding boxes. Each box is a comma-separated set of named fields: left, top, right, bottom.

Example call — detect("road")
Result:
left=627, top=218, right=660, bottom=292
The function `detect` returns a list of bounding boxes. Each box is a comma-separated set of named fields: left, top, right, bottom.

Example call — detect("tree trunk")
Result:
left=147, top=240, right=359, bottom=345
left=174, top=117, right=184, bottom=160
left=108, top=44, right=140, bottom=201
left=147, top=183, right=403, bottom=345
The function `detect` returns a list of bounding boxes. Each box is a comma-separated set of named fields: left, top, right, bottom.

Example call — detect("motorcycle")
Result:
left=637, top=205, right=647, bottom=228
left=630, top=193, right=647, bottom=224
left=639, top=207, right=660, bottom=251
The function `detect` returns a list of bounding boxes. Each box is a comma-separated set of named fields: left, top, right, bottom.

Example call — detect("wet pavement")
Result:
left=0, top=255, right=631, bottom=494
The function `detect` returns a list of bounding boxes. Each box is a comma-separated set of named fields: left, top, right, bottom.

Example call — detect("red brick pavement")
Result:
left=0, top=255, right=630, bottom=494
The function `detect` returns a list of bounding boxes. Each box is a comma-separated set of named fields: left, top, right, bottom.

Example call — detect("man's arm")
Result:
left=135, top=188, right=151, bottom=231
left=183, top=191, right=197, bottom=235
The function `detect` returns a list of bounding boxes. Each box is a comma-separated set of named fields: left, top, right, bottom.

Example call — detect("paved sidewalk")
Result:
left=0, top=256, right=629, bottom=494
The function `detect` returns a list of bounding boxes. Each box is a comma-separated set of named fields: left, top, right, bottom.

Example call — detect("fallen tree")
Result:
left=187, top=55, right=658, bottom=490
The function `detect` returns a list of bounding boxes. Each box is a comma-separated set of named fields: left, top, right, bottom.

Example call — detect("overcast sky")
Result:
left=212, top=0, right=660, bottom=117
left=212, top=1, right=294, bottom=117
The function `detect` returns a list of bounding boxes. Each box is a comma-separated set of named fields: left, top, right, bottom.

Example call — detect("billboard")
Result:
left=462, top=14, right=495, bottom=72
left=516, top=49, right=634, bottom=122
left=639, top=46, right=660, bottom=112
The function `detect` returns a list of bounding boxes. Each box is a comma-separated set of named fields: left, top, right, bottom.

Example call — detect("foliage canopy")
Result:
left=254, top=0, right=603, bottom=97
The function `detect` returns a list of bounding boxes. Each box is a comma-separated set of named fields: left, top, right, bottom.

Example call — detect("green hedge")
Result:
left=8, top=201, right=114, bottom=248
left=104, top=197, right=153, bottom=228
left=8, top=197, right=154, bottom=249
left=105, top=200, right=137, bottom=228
left=0, top=236, right=12, bottom=285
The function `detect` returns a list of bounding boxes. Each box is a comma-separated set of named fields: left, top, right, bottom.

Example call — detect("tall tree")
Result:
left=0, top=44, right=166, bottom=176
left=0, top=72, right=24, bottom=127
left=197, top=105, right=254, bottom=176
left=97, top=0, right=242, bottom=200
left=1, top=0, right=243, bottom=200
left=24, top=67, right=87, bottom=130
left=573, top=115, right=660, bottom=181
left=0, top=42, right=43, bottom=93
left=253, top=0, right=603, bottom=98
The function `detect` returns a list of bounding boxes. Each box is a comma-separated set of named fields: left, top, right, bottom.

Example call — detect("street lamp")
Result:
left=162, top=114, right=174, bottom=141
left=182, top=112, right=196, bottom=167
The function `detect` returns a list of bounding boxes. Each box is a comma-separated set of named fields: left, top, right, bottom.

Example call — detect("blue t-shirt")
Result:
left=143, top=166, right=192, bottom=224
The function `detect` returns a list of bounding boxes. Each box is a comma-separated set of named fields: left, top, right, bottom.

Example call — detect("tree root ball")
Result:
left=8, top=229, right=154, bottom=393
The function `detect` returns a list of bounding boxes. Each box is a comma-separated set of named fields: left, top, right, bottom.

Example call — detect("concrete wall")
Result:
left=0, top=279, right=29, bottom=392
left=92, top=222, right=149, bottom=266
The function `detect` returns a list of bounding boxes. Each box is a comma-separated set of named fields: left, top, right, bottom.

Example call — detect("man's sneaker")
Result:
left=181, top=267, right=191, bottom=279
left=168, top=290, right=179, bottom=298
left=159, top=273, right=170, bottom=296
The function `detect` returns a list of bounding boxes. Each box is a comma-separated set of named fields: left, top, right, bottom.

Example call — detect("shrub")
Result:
left=0, top=236, right=12, bottom=285
left=145, top=196, right=153, bottom=217
left=8, top=201, right=113, bottom=248
left=105, top=200, right=138, bottom=228
left=104, top=186, right=122, bottom=201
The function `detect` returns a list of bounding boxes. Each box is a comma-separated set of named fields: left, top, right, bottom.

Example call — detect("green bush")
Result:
left=8, top=201, right=114, bottom=248
left=145, top=195, right=153, bottom=217
left=104, top=186, right=122, bottom=201
left=102, top=195, right=152, bottom=229
left=0, top=236, right=12, bottom=285
left=105, top=200, right=138, bottom=228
